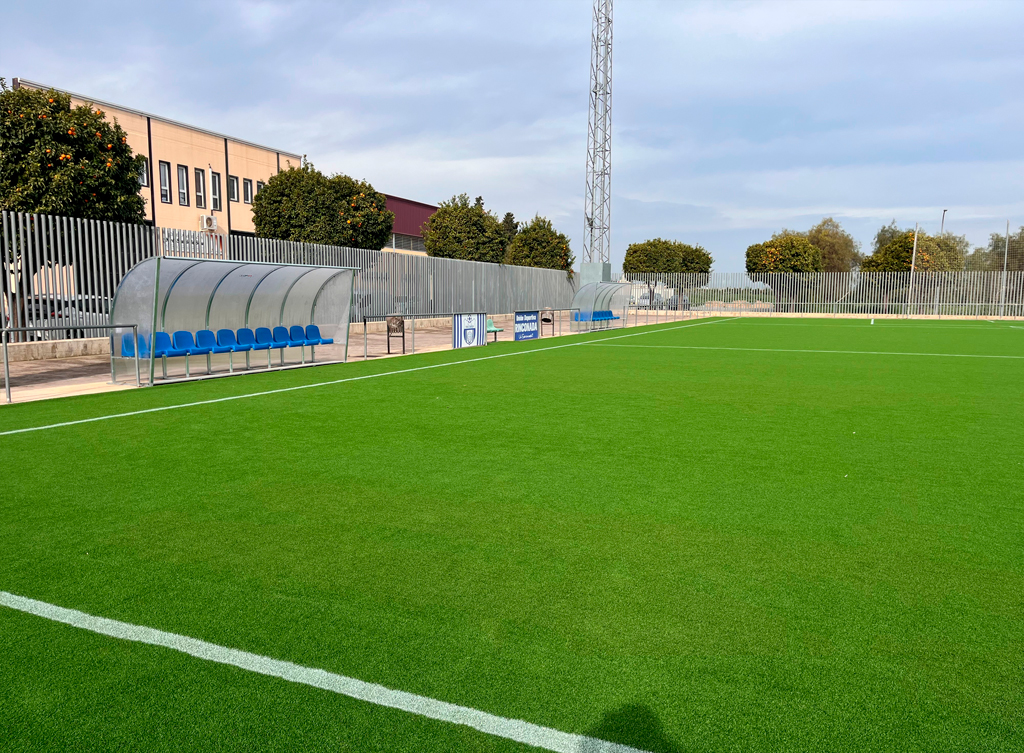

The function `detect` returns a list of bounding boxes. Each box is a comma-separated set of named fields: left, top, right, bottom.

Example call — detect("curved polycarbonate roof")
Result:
left=571, top=281, right=631, bottom=326
left=111, top=257, right=357, bottom=339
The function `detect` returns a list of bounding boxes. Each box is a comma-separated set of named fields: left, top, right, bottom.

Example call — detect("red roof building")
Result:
left=383, top=195, right=437, bottom=255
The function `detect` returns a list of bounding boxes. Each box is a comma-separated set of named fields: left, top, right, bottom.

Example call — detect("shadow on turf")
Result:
left=579, top=704, right=681, bottom=753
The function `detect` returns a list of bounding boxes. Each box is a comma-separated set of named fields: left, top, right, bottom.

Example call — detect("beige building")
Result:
left=13, top=78, right=301, bottom=237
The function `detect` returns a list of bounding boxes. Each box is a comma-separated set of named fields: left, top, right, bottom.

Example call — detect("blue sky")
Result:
left=4, top=0, right=1023, bottom=270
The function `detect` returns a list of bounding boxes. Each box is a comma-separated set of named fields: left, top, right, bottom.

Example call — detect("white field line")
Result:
left=587, top=344, right=1024, bottom=359
left=0, top=591, right=646, bottom=753
left=0, top=318, right=736, bottom=437
left=731, top=321, right=1021, bottom=331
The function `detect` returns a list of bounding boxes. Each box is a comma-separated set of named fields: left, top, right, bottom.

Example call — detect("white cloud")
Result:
left=4, top=0, right=1024, bottom=271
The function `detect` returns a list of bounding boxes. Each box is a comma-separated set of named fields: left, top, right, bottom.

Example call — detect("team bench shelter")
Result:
left=110, top=257, right=356, bottom=382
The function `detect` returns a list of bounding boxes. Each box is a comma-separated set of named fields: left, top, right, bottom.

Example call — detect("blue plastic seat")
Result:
left=217, top=329, right=245, bottom=351
left=306, top=324, right=333, bottom=345
left=172, top=330, right=211, bottom=377
left=197, top=329, right=232, bottom=355
left=271, top=326, right=293, bottom=365
left=121, top=332, right=136, bottom=358
left=241, top=328, right=271, bottom=351
left=255, top=327, right=275, bottom=349
left=272, top=326, right=292, bottom=347
left=290, top=325, right=316, bottom=346
left=173, top=330, right=212, bottom=356
left=154, top=331, right=187, bottom=358
left=215, top=329, right=248, bottom=373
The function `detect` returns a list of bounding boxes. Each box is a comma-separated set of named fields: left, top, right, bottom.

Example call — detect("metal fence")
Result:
left=1, top=210, right=577, bottom=342
left=619, top=271, right=1024, bottom=318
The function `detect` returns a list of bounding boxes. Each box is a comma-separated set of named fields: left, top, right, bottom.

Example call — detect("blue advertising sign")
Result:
left=514, top=311, right=539, bottom=341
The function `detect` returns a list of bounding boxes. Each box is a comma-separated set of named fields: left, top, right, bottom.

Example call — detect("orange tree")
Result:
left=745, top=234, right=823, bottom=273
left=0, top=80, right=145, bottom=220
left=1, top=80, right=146, bottom=332
left=252, top=160, right=393, bottom=250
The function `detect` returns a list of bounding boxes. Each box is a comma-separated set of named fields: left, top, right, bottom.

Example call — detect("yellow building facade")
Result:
left=13, top=78, right=301, bottom=237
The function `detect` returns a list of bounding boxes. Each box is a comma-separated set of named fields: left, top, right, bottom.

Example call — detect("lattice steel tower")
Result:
left=583, top=0, right=613, bottom=264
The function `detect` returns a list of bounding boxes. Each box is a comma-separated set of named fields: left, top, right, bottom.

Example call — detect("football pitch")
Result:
left=2, top=316, right=1022, bottom=751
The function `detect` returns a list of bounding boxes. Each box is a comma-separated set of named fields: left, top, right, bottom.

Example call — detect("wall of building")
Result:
left=13, top=79, right=300, bottom=238
left=13, top=79, right=434, bottom=256
left=383, top=194, right=436, bottom=255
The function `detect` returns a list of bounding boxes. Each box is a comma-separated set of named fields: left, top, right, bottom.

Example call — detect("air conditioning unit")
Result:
left=199, top=215, right=217, bottom=232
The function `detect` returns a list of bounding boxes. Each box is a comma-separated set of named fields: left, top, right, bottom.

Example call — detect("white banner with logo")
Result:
left=452, top=313, right=487, bottom=348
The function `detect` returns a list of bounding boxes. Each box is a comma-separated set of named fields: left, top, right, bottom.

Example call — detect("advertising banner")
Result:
left=514, top=311, right=539, bottom=341
left=452, top=313, right=487, bottom=348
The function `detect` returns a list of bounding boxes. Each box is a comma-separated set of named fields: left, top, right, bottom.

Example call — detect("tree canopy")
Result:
left=861, top=226, right=968, bottom=272
left=745, top=234, right=823, bottom=273
left=421, top=194, right=506, bottom=264
left=506, top=215, right=574, bottom=274
left=251, top=161, right=393, bottom=250
left=966, top=227, right=1024, bottom=271
left=807, top=218, right=862, bottom=272
left=623, top=238, right=712, bottom=275
left=0, top=80, right=146, bottom=222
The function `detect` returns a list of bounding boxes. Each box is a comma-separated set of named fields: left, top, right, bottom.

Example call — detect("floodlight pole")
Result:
left=583, top=0, right=613, bottom=265
left=906, top=223, right=919, bottom=318
left=1000, top=219, right=1009, bottom=318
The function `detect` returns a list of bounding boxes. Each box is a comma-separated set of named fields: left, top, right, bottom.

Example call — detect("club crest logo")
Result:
left=462, top=314, right=477, bottom=346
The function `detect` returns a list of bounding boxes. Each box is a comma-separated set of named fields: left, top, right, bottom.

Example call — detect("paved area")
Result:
left=2, top=310, right=698, bottom=406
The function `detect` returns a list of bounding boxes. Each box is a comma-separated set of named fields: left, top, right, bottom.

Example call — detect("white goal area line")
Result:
left=587, top=344, right=1024, bottom=359
left=0, top=317, right=737, bottom=437
left=0, top=590, right=648, bottom=753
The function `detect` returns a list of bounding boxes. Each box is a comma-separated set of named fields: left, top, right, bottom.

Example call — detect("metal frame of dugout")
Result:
left=570, top=282, right=632, bottom=332
left=110, top=257, right=357, bottom=384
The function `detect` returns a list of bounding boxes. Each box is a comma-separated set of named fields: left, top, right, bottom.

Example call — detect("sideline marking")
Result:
left=587, top=344, right=1024, bottom=359
left=0, top=318, right=735, bottom=437
left=0, top=590, right=647, bottom=753
left=729, top=321, right=1020, bottom=331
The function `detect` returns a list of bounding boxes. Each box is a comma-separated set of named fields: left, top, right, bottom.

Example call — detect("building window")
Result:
left=243, top=178, right=253, bottom=204
left=177, top=165, right=189, bottom=206
left=194, top=168, right=206, bottom=209
left=158, top=161, right=171, bottom=203
left=139, top=158, right=149, bottom=187
left=255, top=181, right=265, bottom=195
left=391, top=233, right=425, bottom=252
left=211, top=172, right=222, bottom=211
left=228, top=175, right=239, bottom=202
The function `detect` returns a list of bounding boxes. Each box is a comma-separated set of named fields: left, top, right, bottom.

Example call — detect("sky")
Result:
left=4, top=0, right=1024, bottom=271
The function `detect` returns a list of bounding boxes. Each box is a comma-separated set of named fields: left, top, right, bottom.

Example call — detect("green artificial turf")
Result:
left=1, top=317, right=1022, bottom=751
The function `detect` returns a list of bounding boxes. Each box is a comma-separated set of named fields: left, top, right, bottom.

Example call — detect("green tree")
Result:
left=807, top=218, right=862, bottom=272
left=506, top=215, right=574, bottom=274
left=872, top=220, right=904, bottom=256
left=622, top=238, right=712, bottom=274
left=861, top=229, right=965, bottom=272
left=422, top=193, right=505, bottom=263
left=745, top=234, right=823, bottom=273
left=499, top=212, right=519, bottom=247
left=966, top=227, right=1024, bottom=271
left=252, top=160, right=393, bottom=250
left=0, top=80, right=145, bottom=220
left=861, top=231, right=917, bottom=272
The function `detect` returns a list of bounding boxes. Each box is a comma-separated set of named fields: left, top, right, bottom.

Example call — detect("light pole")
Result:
left=907, top=223, right=919, bottom=318
left=939, top=209, right=947, bottom=237
left=1000, top=219, right=1009, bottom=318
